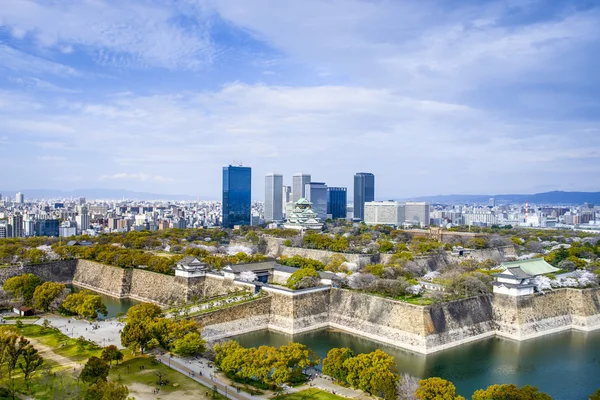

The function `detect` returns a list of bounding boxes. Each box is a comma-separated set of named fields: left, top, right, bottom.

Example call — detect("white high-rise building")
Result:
left=405, top=202, right=430, bottom=227
left=8, top=215, right=23, bottom=238
left=76, top=205, right=90, bottom=233
left=15, top=192, right=24, bottom=204
left=265, top=173, right=284, bottom=222
left=292, top=173, right=311, bottom=202
left=305, top=182, right=328, bottom=221
left=364, top=201, right=405, bottom=226
left=282, top=186, right=292, bottom=215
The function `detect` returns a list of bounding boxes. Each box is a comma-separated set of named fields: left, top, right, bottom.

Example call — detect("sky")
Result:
left=1, top=0, right=599, bottom=200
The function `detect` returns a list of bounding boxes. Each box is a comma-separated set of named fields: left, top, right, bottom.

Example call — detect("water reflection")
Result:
left=231, top=328, right=600, bottom=399
left=70, top=285, right=139, bottom=320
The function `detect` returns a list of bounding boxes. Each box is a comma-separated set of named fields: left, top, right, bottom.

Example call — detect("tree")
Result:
left=4, top=333, right=30, bottom=399
left=86, top=380, right=129, bottom=400
left=286, top=268, right=319, bottom=289
left=322, top=347, right=354, bottom=382
left=472, top=384, right=553, bottom=400
left=239, top=271, right=258, bottom=282
left=101, top=345, right=123, bottom=366
left=3, top=273, right=43, bottom=306
left=344, top=350, right=399, bottom=400
left=271, top=342, right=320, bottom=385
left=415, top=377, right=465, bottom=400
left=33, top=281, right=65, bottom=311
left=18, top=344, right=44, bottom=382
left=172, top=332, right=206, bottom=356
left=76, top=336, right=88, bottom=353
left=80, top=356, right=110, bottom=384
left=62, top=290, right=108, bottom=319
left=590, top=388, right=600, bottom=400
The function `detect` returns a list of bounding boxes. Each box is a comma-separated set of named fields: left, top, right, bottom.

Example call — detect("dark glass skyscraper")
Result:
left=353, top=172, right=374, bottom=221
left=222, top=165, right=252, bottom=228
left=327, top=187, right=347, bottom=220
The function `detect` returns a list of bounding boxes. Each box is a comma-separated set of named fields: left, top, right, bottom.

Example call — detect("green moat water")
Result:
left=71, top=285, right=138, bottom=320
left=231, top=328, right=600, bottom=399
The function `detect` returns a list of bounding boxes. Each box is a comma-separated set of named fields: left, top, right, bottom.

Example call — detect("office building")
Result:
left=327, top=187, right=347, bottom=220
left=292, top=173, right=311, bottom=202
left=222, top=165, right=252, bottom=228
left=265, top=173, right=284, bottom=222
left=489, top=198, right=495, bottom=207
left=305, top=182, right=328, bottom=221
left=353, top=172, right=375, bottom=221
left=35, top=219, right=59, bottom=237
left=15, top=192, right=24, bottom=204
left=405, top=202, right=431, bottom=227
left=282, top=186, right=292, bottom=214
left=364, top=201, right=405, bottom=226
left=8, top=215, right=23, bottom=238
left=76, top=205, right=90, bottom=233
left=0, top=221, right=8, bottom=239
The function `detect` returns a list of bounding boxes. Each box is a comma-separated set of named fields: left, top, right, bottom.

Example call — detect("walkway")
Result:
left=155, top=353, right=252, bottom=400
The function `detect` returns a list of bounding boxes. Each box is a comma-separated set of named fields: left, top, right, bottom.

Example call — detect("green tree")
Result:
left=415, top=377, right=465, bottom=400
left=86, top=380, right=129, bottom=400
left=62, top=290, right=108, bottom=319
left=344, top=349, right=398, bottom=400
left=322, top=347, right=354, bottom=382
left=76, top=336, right=88, bottom=353
left=472, top=384, right=553, bottom=400
left=286, top=268, right=319, bottom=289
left=3, top=273, right=43, bottom=306
left=378, top=239, right=395, bottom=253
left=172, top=332, right=206, bottom=356
left=590, top=388, right=600, bottom=400
left=271, top=342, right=320, bottom=385
left=80, top=356, right=110, bottom=384
left=33, top=281, right=65, bottom=311
left=101, top=345, right=123, bottom=366
left=18, top=344, right=44, bottom=382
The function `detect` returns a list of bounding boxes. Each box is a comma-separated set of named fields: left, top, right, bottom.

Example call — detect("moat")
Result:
left=231, top=328, right=600, bottom=399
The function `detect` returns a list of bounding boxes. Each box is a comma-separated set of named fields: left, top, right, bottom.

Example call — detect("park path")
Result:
left=26, top=337, right=83, bottom=373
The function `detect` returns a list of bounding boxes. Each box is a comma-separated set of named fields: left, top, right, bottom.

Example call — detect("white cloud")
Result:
left=0, top=0, right=214, bottom=69
left=1, top=83, right=598, bottom=197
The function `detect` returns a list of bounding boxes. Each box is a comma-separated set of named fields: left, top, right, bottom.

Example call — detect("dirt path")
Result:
left=27, top=338, right=83, bottom=372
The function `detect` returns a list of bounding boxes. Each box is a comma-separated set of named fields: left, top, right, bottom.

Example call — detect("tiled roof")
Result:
left=500, top=258, right=559, bottom=276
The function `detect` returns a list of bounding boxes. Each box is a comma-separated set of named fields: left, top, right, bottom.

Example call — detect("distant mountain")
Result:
left=403, top=191, right=600, bottom=205
left=0, top=188, right=198, bottom=201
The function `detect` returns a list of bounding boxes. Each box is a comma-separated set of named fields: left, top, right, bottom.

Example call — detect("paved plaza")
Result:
left=36, top=314, right=124, bottom=348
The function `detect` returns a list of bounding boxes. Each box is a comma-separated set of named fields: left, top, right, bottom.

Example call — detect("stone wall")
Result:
left=268, top=287, right=331, bottom=334
left=72, top=260, right=129, bottom=297
left=193, top=296, right=273, bottom=341
left=127, top=269, right=188, bottom=305
left=493, top=288, right=600, bottom=339
left=279, top=247, right=375, bottom=267
left=0, top=260, right=77, bottom=285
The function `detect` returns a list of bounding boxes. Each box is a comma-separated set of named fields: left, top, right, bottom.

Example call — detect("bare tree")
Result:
left=397, top=373, right=419, bottom=400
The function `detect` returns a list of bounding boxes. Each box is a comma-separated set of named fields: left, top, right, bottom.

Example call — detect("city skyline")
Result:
left=0, top=1, right=599, bottom=198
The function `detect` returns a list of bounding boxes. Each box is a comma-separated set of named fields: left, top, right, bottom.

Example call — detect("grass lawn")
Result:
left=20, top=324, right=102, bottom=362
left=110, top=355, right=226, bottom=399
left=277, top=388, right=348, bottom=400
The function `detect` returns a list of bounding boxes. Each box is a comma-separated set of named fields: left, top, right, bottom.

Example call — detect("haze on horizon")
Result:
left=1, top=0, right=599, bottom=200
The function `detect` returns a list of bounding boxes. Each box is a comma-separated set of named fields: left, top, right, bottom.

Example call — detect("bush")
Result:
left=286, top=268, right=319, bottom=289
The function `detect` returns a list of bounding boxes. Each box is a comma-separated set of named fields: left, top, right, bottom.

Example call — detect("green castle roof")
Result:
left=501, top=258, right=559, bottom=276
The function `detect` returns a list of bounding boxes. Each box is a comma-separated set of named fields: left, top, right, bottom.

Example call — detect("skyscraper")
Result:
left=76, top=205, right=90, bottom=233
left=8, top=214, right=23, bottom=238
left=282, top=186, right=292, bottom=214
left=353, top=172, right=375, bottom=221
left=305, top=182, right=328, bottom=221
left=15, top=192, right=24, bottom=204
left=222, top=165, right=252, bottom=228
left=292, top=173, right=311, bottom=202
left=265, top=173, right=283, bottom=222
left=327, top=187, right=347, bottom=220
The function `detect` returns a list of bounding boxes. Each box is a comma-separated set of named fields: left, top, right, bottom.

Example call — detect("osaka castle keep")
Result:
left=283, top=198, right=323, bottom=231
left=492, top=258, right=559, bottom=296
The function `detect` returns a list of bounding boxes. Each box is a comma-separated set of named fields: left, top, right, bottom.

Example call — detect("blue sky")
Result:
left=1, top=0, right=599, bottom=200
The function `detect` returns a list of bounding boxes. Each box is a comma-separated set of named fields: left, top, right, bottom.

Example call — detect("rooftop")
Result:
left=500, top=258, right=559, bottom=276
